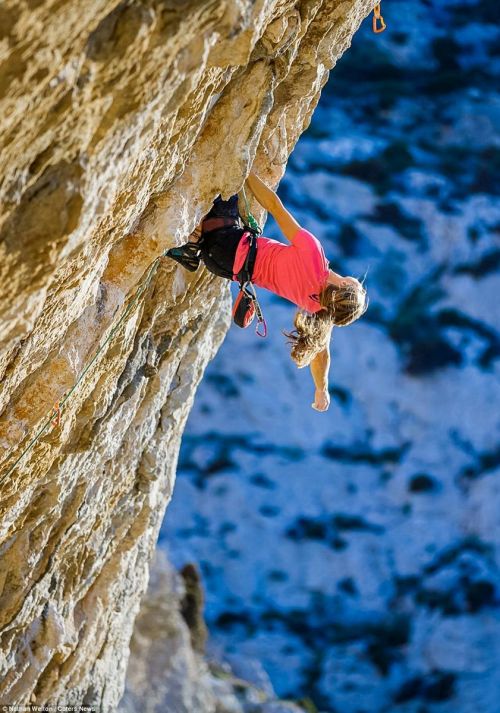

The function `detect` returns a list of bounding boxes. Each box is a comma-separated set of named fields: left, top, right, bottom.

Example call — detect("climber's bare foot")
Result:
left=189, top=221, right=203, bottom=243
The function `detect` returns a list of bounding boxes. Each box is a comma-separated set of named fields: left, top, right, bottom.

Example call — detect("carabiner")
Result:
left=255, top=319, right=267, bottom=338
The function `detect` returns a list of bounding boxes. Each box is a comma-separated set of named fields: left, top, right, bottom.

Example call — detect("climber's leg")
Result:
left=189, top=222, right=203, bottom=243
left=165, top=195, right=241, bottom=273
left=204, top=194, right=240, bottom=222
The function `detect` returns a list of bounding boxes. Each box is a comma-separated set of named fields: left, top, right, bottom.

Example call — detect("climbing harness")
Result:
left=0, top=252, right=167, bottom=484
left=166, top=188, right=260, bottom=274
left=233, top=187, right=267, bottom=337
left=233, top=231, right=267, bottom=337
left=372, top=2, right=386, bottom=33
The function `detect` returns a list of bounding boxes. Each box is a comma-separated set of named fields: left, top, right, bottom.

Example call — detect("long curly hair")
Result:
left=284, top=279, right=368, bottom=368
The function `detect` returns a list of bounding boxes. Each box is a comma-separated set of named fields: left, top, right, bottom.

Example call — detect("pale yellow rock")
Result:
left=119, top=550, right=305, bottom=713
left=0, top=0, right=374, bottom=709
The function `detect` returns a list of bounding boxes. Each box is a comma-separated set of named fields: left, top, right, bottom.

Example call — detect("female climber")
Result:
left=166, top=172, right=368, bottom=412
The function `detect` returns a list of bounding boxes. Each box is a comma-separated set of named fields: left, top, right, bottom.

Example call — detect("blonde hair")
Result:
left=284, top=279, right=368, bottom=368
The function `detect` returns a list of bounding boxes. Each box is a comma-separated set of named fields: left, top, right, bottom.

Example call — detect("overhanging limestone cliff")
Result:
left=0, top=1, right=374, bottom=708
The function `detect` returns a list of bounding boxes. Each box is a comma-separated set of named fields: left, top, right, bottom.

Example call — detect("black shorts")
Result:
left=200, top=225, right=245, bottom=280
left=199, top=194, right=246, bottom=279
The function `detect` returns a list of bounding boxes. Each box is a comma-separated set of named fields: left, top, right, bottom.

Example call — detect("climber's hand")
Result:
left=312, top=389, right=330, bottom=412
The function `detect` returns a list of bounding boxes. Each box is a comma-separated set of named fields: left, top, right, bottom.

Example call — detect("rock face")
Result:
left=119, top=550, right=307, bottom=713
left=0, top=1, right=374, bottom=708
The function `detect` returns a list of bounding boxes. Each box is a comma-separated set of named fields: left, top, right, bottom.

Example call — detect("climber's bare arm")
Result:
left=245, top=172, right=301, bottom=244
left=309, top=344, right=331, bottom=412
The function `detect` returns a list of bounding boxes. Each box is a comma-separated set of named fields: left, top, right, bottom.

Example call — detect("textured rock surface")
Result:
left=119, top=550, right=307, bottom=713
left=0, top=0, right=374, bottom=708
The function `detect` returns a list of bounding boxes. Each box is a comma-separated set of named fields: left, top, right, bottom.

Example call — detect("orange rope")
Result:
left=373, top=2, right=386, bottom=33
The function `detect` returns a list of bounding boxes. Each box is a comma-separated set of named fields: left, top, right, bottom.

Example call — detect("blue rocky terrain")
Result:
left=159, top=1, right=500, bottom=711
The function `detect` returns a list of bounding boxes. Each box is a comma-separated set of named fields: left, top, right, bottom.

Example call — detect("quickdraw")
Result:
left=232, top=187, right=268, bottom=337
left=373, top=2, right=386, bottom=33
left=50, top=400, right=62, bottom=429
left=244, top=281, right=268, bottom=338
left=241, top=185, right=262, bottom=236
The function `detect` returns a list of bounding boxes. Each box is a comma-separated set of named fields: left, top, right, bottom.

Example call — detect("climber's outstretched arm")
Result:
left=245, top=172, right=301, bottom=244
left=309, top=344, right=331, bottom=412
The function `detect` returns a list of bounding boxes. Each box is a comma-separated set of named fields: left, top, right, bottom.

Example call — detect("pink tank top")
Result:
left=232, top=228, right=330, bottom=313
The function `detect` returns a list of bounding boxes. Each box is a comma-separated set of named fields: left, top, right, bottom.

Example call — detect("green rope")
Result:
left=0, top=252, right=166, bottom=485
left=241, top=185, right=262, bottom=235
left=3, top=185, right=260, bottom=483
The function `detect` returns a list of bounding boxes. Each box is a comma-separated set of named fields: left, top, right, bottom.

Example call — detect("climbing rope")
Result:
left=3, top=186, right=262, bottom=483
left=241, top=185, right=262, bottom=235
left=372, top=2, right=386, bottom=33
left=0, top=252, right=167, bottom=485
